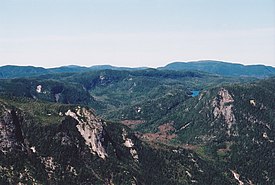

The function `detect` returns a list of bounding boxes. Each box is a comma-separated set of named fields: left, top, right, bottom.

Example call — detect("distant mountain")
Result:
left=49, top=65, right=90, bottom=73
left=160, top=60, right=275, bottom=77
left=89, top=65, right=148, bottom=71
left=1, top=61, right=274, bottom=79
left=0, top=65, right=148, bottom=79
left=0, top=65, right=48, bottom=78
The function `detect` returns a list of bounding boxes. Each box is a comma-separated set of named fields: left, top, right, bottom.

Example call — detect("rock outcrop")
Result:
left=0, top=103, right=24, bottom=154
left=122, top=128, right=139, bottom=162
left=65, top=107, right=108, bottom=159
left=212, top=88, right=236, bottom=135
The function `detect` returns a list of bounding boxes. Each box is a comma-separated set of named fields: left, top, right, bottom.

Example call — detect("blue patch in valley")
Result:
left=191, top=90, right=200, bottom=97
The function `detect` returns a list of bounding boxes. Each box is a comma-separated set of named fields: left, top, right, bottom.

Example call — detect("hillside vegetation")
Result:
left=0, top=64, right=274, bottom=184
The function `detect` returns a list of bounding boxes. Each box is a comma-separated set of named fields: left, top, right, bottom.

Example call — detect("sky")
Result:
left=0, top=0, right=275, bottom=68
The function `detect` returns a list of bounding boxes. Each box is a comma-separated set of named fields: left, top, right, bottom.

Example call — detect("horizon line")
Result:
left=0, top=60, right=275, bottom=69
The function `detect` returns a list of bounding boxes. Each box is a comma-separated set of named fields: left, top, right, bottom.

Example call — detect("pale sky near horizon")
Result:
left=0, top=0, right=275, bottom=68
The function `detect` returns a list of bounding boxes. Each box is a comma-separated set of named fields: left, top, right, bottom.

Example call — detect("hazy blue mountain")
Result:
left=49, top=65, right=90, bottom=73
left=160, top=60, right=275, bottom=77
left=1, top=61, right=274, bottom=79
left=0, top=65, right=48, bottom=78
left=0, top=65, right=148, bottom=79
left=89, top=65, right=148, bottom=71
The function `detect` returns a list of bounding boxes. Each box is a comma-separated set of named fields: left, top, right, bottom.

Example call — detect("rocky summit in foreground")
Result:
left=0, top=99, right=231, bottom=184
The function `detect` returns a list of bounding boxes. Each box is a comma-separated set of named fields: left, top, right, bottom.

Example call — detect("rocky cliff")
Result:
left=0, top=99, right=231, bottom=184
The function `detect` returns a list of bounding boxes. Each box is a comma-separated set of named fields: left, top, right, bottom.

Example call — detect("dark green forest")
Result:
left=0, top=65, right=274, bottom=184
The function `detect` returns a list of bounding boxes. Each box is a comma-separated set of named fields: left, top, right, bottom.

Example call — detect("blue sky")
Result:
left=0, top=0, right=274, bottom=67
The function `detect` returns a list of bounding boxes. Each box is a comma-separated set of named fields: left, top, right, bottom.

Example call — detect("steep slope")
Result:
left=0, top=98, right=231, bottom=184
left=0, top=78, right=94, bottom=105
left=160, top=60, right=275, bottom=77
left=137, top=77, right=275, bottom=184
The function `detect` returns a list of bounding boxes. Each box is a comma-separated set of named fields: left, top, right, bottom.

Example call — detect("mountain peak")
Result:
left=160, top=60, right=275, bottom=77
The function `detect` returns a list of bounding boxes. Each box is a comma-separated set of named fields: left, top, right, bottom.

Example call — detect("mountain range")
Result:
left=0, top=60, right=275, bottom=184
left=0, top=60, right=274, bottom=79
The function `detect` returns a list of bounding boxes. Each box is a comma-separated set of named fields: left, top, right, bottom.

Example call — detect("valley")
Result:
left=0, top=61, right=274, bottom=184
